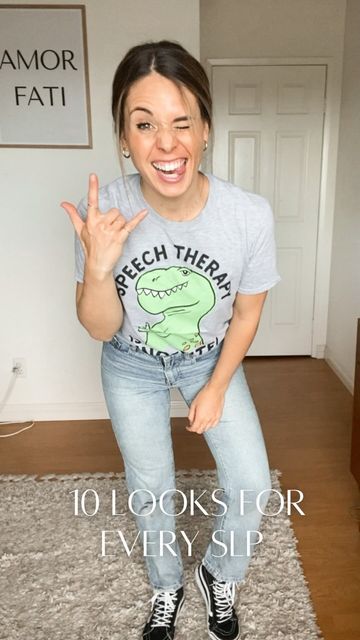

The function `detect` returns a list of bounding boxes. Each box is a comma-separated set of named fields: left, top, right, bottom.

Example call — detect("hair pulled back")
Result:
left=111, top=40, right=212, bottom=143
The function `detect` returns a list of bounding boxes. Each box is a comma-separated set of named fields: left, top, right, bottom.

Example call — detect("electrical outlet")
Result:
left=13, top=358, right=27, bottom=378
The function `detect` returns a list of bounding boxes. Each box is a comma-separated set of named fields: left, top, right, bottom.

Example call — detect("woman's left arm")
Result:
left=187, top=291, right=268, bottom=434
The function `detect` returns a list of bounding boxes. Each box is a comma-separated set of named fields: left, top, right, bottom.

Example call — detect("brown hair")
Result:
left=111, top=40, right=212, bottom=145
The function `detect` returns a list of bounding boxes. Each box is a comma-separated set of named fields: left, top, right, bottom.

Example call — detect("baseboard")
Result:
left=324, top=345, right=354, bottom=394
left=0, top=399, right=189, bottom=423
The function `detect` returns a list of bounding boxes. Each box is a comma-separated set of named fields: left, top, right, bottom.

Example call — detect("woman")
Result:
left=61, top=40, right=281, bottom=640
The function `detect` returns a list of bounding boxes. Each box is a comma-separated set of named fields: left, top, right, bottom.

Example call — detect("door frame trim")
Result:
left=206, top=57, right=343, bottom=359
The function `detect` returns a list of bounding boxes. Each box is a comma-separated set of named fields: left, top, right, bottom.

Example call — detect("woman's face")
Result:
left=121, top=72, right=209, bottom=203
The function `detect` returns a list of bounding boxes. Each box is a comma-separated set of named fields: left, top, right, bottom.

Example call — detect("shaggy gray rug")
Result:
left=0, top=470, right=323, bottom=640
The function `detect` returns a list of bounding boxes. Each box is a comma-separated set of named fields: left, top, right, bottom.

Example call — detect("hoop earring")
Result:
left=203, top=140, right=208, bottom=152
left=122, top=148, right=130, bottom=159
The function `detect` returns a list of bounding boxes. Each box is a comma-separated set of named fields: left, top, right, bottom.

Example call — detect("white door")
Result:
left=211, top=65, right=326, bottom=355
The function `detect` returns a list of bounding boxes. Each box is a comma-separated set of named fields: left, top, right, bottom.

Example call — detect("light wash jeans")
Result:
left=101, top=334, right=272, bottom=591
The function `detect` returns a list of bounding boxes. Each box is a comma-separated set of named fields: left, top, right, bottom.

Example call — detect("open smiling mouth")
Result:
left=151, top=159, right=187, bottom=175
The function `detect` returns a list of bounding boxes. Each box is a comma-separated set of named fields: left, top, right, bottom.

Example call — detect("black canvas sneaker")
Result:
left=195, top=563, right=240, bottom=640
left=142, top=586, right=185, bottom=640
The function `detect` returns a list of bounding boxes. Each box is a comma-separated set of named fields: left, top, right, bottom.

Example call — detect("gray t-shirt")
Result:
left=75, top=172, right=281, bottom=356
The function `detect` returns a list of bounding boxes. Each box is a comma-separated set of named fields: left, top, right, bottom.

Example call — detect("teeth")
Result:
left=137, top=282, right=188, bottom=298
left=152, top=159, right=186, bottom=172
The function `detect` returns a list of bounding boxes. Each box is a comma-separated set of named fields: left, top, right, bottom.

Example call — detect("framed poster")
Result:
left=0, top=4, right=92, bottom=148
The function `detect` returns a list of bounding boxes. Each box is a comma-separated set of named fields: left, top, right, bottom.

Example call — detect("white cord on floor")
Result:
left=0, top=369, right=35, bottom=437
left=0, top=421, right=36, bottom=437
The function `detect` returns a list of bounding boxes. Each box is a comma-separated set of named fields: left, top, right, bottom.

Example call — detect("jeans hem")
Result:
left=150, top=581, right=184, bottom=592
left=201, top=558, right=246, bottom=585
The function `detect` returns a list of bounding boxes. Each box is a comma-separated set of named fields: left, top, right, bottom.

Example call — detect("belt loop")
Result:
left=159, top=353, right=168, bottom=366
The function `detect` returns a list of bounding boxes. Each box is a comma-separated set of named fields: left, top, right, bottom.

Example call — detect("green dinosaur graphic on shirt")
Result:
left=136, top=266, right=216, bottom=352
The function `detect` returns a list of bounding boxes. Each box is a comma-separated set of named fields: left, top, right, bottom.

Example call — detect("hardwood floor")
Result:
left=1, top=356, right=359, bottom=639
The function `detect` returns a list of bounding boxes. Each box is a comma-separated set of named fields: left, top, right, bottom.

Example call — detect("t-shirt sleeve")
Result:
left=237, top=198, right=281, bottom=294
left=74, top=197, right=87, bottom=283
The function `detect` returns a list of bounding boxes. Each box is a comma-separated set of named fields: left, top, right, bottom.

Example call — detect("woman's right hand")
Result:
left=61, top=173, right=148, bottom=277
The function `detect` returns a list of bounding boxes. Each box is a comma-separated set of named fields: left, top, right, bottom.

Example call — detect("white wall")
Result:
left=0, top=0, right=200, bottom=421
left=325, top=0, right=360, bottom=389
left=200, top=0, right=346, bottom=59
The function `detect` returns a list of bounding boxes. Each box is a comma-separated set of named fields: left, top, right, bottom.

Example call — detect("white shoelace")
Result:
left=211, top=580, right=236, bottom=622
left=148, top=590, right=179, bottom=627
